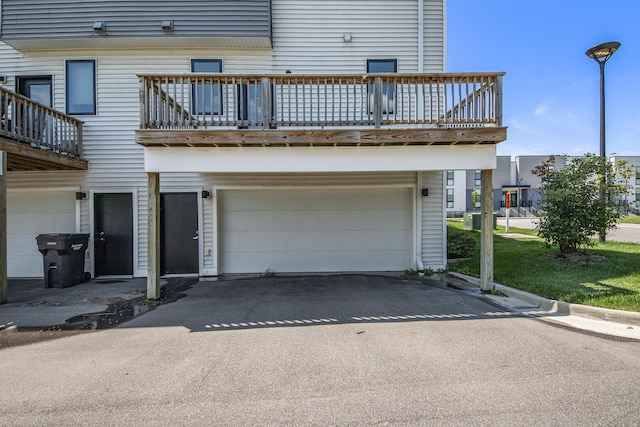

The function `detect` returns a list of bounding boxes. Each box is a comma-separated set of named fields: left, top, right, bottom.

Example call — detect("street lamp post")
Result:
left=585, top=41, right=621, bottom=242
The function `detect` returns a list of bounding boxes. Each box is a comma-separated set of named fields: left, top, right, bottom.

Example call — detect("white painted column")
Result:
left=415, top=172, right=424, bottom=271
left=480, top=169, right=494, bottom=292
left=147, top=172, right=161, bottom=300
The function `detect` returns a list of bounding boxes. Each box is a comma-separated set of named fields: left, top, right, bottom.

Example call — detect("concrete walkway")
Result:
left=444, top=272, right=640, bottom=340
left=497, top=217, right=640, bottom=243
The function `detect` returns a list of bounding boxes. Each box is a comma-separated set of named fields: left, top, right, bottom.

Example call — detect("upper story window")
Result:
left=446, top=171, right=454, bottom=186
left=447, top=188, right=454, bottom=208
left=191, top=59, right=222, bottom=115
left=366, top=59, right=397, bottom=74
left=66, top=60, right=96, bottom=115
left=367, top=59, right=397, bottom=114
left=636, top=165, right=640, bottom=186
left=474, top=170, right=481, bottom=187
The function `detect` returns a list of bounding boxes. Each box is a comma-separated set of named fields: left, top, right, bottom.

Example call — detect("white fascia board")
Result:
left=144, top=145, right=497, bottom=173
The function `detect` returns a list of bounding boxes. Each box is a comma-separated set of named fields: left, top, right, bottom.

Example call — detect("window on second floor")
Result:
left=191, top=59, right=222, bottom=115
left=367, top=59, right=397, bottom=114
left=446, top=171, right=454, bottom=186
left=66, top=60, right=96, bottom=115
left=447, top=188, right=454, bottom=208
left=474, top=170, right=481, bottom=187
left=636, top=166, right=640, bottom=186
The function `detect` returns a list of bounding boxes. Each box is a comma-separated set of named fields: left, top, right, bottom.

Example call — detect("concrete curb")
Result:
left=445, top=272, right=640, bottom=328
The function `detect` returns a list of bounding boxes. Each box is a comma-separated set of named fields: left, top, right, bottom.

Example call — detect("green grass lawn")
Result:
left=619, top=214, right=640, bottom=224
left=447, top=221, right=640, bottom=312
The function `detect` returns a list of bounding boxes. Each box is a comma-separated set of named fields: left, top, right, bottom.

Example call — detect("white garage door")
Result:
left=219, top=188, right=413, bottom=274
left=8, top=191, right=76, bottom=277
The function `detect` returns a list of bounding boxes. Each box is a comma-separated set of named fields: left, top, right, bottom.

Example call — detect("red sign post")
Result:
left=505, top=192, right=510, bottom=232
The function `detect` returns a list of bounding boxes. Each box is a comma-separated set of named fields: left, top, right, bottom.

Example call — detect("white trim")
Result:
left=210, top=188, right=220, bottom=277
left=75, top=199, right=82, bottom=233
left=211, top=183, right=411, bottom=191
left=415, top=171, right=424, bottom=271
left=144, top=146, right=498, bottom=173
left=197, top=192, right=205, bottom=276
left=441, top=171, right=448, bottom=265
left=7, top=186, right=79, bottom=193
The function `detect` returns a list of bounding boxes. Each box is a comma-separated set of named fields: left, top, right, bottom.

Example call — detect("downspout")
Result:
left=416, top=1, right=425, bottom=272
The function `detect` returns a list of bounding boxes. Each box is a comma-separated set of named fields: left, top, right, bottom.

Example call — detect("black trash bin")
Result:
left=36, top=233, right=90, bottom=288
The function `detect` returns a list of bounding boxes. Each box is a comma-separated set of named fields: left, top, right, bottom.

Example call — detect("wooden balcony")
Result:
left=0, top=87, right=87, bottom=171
left=135, top=73, right=507, bottom=149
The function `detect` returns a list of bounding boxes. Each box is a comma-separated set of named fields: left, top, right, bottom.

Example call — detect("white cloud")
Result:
left=533, top=104, right=548, bottom=116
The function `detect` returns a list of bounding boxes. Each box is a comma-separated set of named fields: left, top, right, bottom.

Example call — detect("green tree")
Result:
left=471, top=188, right=480, bottom=210
left=532, top=154, right=632, bottom=254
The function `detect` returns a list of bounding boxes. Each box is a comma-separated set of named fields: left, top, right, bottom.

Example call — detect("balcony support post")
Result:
left=261, top=77, right=271, bottom=129
left=147, top=172, right=161, bottom=300
left=374, top=77, right=383, bottom=129
left=480, top=169, right=494, bottom=292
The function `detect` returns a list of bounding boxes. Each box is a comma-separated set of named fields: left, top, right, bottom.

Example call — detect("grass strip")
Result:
left=446, top=221, right=640, bottom=312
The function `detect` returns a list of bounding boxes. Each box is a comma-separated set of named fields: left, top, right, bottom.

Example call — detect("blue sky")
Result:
left=447, top=0, right=640, bottom=158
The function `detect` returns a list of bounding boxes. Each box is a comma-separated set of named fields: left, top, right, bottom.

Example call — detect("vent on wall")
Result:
left=93, top=21, right=106, bottom=32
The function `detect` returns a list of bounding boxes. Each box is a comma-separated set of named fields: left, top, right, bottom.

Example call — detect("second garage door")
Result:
left=219, top=188, right=413, bottom=274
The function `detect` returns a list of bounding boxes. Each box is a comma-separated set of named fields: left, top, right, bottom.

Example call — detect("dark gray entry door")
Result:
left=94, top=193, right=134, bottom=276
left=161, top=193, right=199, bottom=275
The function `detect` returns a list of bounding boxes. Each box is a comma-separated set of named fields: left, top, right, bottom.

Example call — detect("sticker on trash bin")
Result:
left=47, top=242, right=57, bottom=246
left=71, top=243, right=83, bottom=251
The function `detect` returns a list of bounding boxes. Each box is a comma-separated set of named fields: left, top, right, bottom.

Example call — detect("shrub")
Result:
left=532, top=154, right=633, bottom=254
left=447, top=226, right=476, bottom=259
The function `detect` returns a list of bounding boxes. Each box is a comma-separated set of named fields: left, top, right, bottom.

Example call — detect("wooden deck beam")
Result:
left=136, top=127, right=507, bottom=148
left=0, top=137, right=88, bottom=171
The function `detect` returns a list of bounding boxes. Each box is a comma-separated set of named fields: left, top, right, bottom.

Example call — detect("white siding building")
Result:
left=0, top=0, right=506, bottom=299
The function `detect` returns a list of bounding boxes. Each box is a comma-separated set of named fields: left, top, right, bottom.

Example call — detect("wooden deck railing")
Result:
left=139, top=72, right=504, bottom=130
left=0, top=86, right=84, bottom=157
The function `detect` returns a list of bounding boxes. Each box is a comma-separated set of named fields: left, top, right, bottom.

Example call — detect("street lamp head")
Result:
left=585, top=41, right=621, bottom=64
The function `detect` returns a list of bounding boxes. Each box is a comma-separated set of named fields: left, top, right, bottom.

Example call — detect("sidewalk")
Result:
left=0, top=278, right=148, bottom=330
left=0, top=276, right=199, bottom=348
left=443, top=272, right=640, bottom=340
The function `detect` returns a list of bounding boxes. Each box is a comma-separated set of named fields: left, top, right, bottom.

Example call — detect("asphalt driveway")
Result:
left=2, top=275, right=639, bottom=425
left=120, top=275, right=511, bottom=332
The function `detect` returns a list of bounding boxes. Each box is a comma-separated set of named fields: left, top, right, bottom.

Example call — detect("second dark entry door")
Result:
left=161, top=193, right=199, bottom=275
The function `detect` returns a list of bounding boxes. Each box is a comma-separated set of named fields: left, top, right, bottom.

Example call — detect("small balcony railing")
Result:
left=0, top=86, right=84, bottom=157
left=139, top=72, right=503, bottom=130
